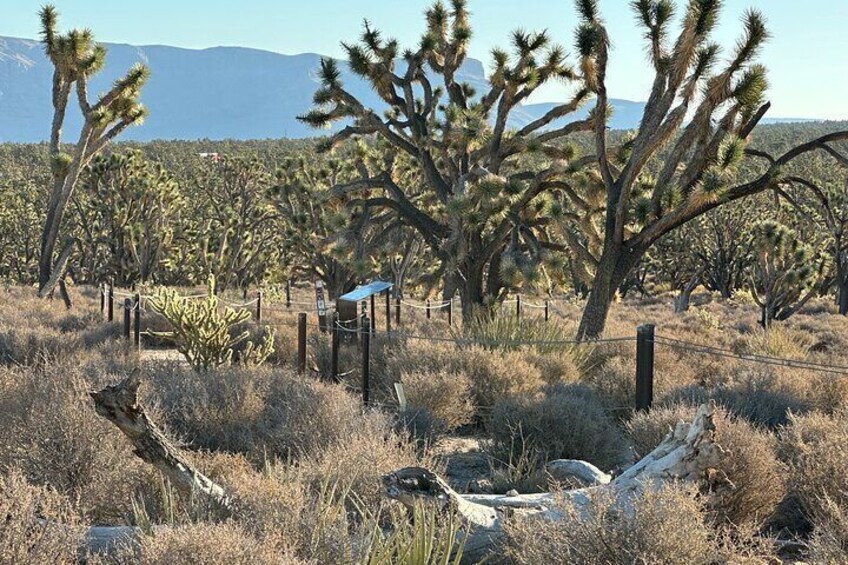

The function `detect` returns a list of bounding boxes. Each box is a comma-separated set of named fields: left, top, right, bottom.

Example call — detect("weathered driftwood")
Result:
left=89, top=372, right=230, bottom=512
left=383, top=403, right=724, bottom=561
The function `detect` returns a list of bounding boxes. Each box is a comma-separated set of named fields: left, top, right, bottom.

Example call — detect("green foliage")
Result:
left=748, top=221, right=823, bottom=323
left=148, top=276, right=274, bottom=372
left=363, top=503, right=466, bottom=565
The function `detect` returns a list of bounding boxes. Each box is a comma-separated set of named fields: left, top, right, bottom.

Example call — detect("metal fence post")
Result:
left=447, top=298, right=453, bottom=327
left=100, top=283, right=105, bottom=317
left=395, top=296, right=401, bottom=326
left=256, top=291, right=262, bottom=322
left=133, top=293, right=141, bottom=349
left=516, top=294, right=521, bottom=318
left=370, top=294, right=377, bottom=334
left=123, top=298, right=131, bottom=340
left=108, top=281, right=114, bottom=322
left=361, top=316, right=371, bottom=405
left=330, top=311, right=340, bottom=382
left=297, top=312, right=307, bottom=375
left=635, top=324, right=655, bottom=411
left=385, top=290, right=391, bottom=333
left=544, top=299, right=550, bottom=322
left=426, top=299, right=431, bottom=320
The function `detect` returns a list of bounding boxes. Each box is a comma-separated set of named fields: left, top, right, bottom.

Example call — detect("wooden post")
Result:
left=123, top=298, right=131, bottom=340
left=297, top=312, right=307, bottom=375
left=256, top=291, right=262, bottom=322
left=107, top=281, right=114, bottom=322
left=447, top=298, right=453, bottom=327
left=242, top=287, right=248, bottom=300
left=100, top=284, right=105, bottom=317
left=635, top=324, right=655, bottom=411
left=133, top=293, right=141, bottom=348
left=361, top=316, right=371, bottom=405
left=370, top=294, right=377, bottom=334
left=285, top=280, right=291, bottom=309
left=544, top=299, right=550, bottom=322
left=385, top=290, right=391, bottom=333
left=516, top=295, right=521, bottom=319
left=426, top=299, right=431, bottom=320
left=330, top=311, right=340, bottom=382
left=395, top=296, right=401, bottom=326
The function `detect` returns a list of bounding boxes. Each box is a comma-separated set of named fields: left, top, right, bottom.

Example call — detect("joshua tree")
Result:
left=299, top=0, right=592, bottom=318
left=776, top=171, right=848, bottom=315
left=747, top=221, right=824, bottom=324
left=72, top=150, right=182, bottom=286
left=301, top=0, right=848, bottom=335
left=561, top=0, right=847, bottom=337
left=270, top=150, right=402, bottom=298
left=37, top=5, right=148, bottom=302
left=194, top=158, right=279, bottom=292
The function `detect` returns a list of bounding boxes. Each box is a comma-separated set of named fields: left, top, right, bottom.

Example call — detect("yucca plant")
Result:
left=148, top=275, right=274, bottom=371
left=363, top=502, right=467, bottom=565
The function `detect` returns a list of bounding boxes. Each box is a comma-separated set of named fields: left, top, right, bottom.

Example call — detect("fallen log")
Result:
left=89, top=371, right=231, bottom=513
left=383, top=402, right=725, bottom=562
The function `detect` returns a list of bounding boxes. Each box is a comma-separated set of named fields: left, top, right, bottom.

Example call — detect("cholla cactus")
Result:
left=748, top=221, right=823, bottom=324
left=148, top=275, right=274, bottom=371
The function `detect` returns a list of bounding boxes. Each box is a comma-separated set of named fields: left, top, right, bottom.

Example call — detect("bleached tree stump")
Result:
left=383, top=403, right=725, bottom=561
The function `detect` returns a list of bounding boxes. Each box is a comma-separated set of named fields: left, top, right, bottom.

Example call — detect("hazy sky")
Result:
left=3, top=1, right=846, bottom=119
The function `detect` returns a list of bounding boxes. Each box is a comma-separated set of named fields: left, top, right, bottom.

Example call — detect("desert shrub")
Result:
left=736, top=325, right=813, bottom=359
left=0, top=361, right=157, bottom=523
left=399, top=370, right=473, bottom=432
left=0, top=470, right=82, bottom=565
left=148, top=277, right=274, bottom=371
left=521, top=346, right=582, bottom=387
left=383, top=340, right=544, bottom=415
left=107, top=522, right=300, bottom=565
left=504, top=485, right=716, bottom=565
left=148, top=364, right=396, bottom=463
left=489, top=385, right=628, bottom=472
left=806, top=496, right=848, bottom=564
left=0, top=323, right=77, bottom=365
left=778, top=410, right=848, bottom=531
left=666, top=368, right=813, bottom=428
left=626, top=403, right=785, bottom=527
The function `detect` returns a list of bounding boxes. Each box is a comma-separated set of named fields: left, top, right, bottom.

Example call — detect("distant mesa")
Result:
left=0, top=36, right=820, bottom=142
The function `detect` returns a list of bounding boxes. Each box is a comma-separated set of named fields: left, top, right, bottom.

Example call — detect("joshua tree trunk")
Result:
left=838, top=256, right=848, bottom=316
left=576, top=245, right=645, bottom=339
left=674, top=267, right=705, bottom=314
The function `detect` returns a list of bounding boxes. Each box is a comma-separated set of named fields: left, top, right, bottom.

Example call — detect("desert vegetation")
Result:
left=0, top=0, right=847, bottom=563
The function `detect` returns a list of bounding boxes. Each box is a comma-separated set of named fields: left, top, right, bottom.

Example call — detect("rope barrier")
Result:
left=383, top=330, right=635, bottom=347
left=399, top=299, right=451, bottom=310
left=653, top=334, right=848, bottom=376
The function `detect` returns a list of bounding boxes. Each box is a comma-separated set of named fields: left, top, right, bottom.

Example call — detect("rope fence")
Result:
left=96, top=282, right=848, bottom=411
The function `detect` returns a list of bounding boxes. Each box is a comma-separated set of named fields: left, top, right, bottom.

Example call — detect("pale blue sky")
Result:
left=3, top=1, right=846, bottom=119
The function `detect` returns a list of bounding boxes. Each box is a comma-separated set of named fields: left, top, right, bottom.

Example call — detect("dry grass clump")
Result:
left=778, top=410, right=848, bottom=534
left=805, top=496, right=848, bottom=564
left=489, top=385, right=628, bottom=472
left=0, top=361, right=157, bottom=523
left=504, top=485, right=729, bottom=565
left=0, top=470, right=82, bottom=565
left=104, top=522, right=302, bottom=565
left=625, top=404, right=785, bottom=527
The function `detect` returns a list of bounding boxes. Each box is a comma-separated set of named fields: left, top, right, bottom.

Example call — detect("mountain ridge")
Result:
left=0, top=35, right=821, bottom=142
